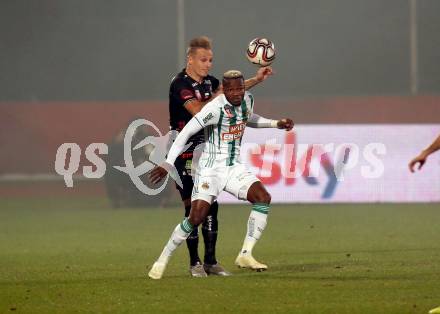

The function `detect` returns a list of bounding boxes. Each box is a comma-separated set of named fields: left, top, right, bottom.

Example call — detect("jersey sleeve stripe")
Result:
left=241, top=98, right=248, bottom=121
left=227, top=106, right=237, bottom=166
left=194, top=116, right=204, bottom=128
left=249, top=94, right=254, bottom=110
left=217, top=108, right=224, bottom=149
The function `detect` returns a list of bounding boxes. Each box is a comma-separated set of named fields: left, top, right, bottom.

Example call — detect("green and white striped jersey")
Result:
left=194, top=91, right=255, bottom=167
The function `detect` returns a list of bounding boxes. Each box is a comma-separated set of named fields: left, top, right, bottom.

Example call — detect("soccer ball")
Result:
left=246, top=38, right=276, bottom=67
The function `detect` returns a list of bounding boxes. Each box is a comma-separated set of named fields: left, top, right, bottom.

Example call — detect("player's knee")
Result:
left=189, top=200, right=212, bottom=226
left=255, top=191, right=271, bottom=204
left=264, top=192, right=272, bottom=204
left=189, top=213, right=204, bottom=226
left=193, top=217, right=204, bottom=226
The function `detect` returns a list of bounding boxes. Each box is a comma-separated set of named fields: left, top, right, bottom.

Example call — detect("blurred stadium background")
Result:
left=0, top=0, right=439, bottom=201
left=0, top=0, right=439, bottom=204
left=1, top=1, right=440, bottom=313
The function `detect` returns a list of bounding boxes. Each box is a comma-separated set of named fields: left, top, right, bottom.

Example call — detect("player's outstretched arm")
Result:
left=247, top=113, right=294, bottom=131
left=149, top=118, right=203, bottom=184
left=244, top=66, right=274, bottom=90
left=184, top=88, right=223, bottom=116
left=409, top=135, right=440, bottom=172
left=185, top=99, right=210, bottom=116
left=276, top=118, right=294, bottom=131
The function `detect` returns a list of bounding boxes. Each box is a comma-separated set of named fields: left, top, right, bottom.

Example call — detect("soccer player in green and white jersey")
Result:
left=148, top=70, right=293, bottom=279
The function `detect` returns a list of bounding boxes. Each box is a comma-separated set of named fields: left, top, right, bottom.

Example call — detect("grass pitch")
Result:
left=1, top=198, right=440, bottom=313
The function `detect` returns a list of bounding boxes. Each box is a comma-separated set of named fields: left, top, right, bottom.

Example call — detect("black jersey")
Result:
left=169, top=69, right=220, bottom=155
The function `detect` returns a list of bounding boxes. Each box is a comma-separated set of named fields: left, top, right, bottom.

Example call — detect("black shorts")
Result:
left=174, top=156, right=194, bottom=201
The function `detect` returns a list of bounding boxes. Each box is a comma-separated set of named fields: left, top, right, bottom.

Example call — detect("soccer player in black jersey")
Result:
left=169, top=36, right=273, bottom=277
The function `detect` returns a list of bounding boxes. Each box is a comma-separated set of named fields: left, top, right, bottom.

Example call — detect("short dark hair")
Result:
left=187, top=36, right=212, bottom=56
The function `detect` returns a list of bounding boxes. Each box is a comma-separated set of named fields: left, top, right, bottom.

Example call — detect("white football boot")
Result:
left=235, top=254, right=268, bottom=271
left=148, top=261, right=167, bottom=280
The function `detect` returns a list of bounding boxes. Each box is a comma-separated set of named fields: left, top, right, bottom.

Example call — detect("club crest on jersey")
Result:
left=224, top=104, right=234, bottom=118
left=201, top=182, right=210, bottom=190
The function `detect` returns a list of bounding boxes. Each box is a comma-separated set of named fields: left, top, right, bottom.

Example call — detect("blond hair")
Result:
left=223, top=70, right=243, bottom=80
left=187, top=36, right=212, bottom=56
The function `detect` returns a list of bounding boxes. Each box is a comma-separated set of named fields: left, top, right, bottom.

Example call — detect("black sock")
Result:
left=202, top=201, right=218, bottom=265
left=184, top=205, right=200, bottom=266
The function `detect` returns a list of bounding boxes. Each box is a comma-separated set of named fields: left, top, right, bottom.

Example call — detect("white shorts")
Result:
left=191, top=162, right=260, bottom=204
